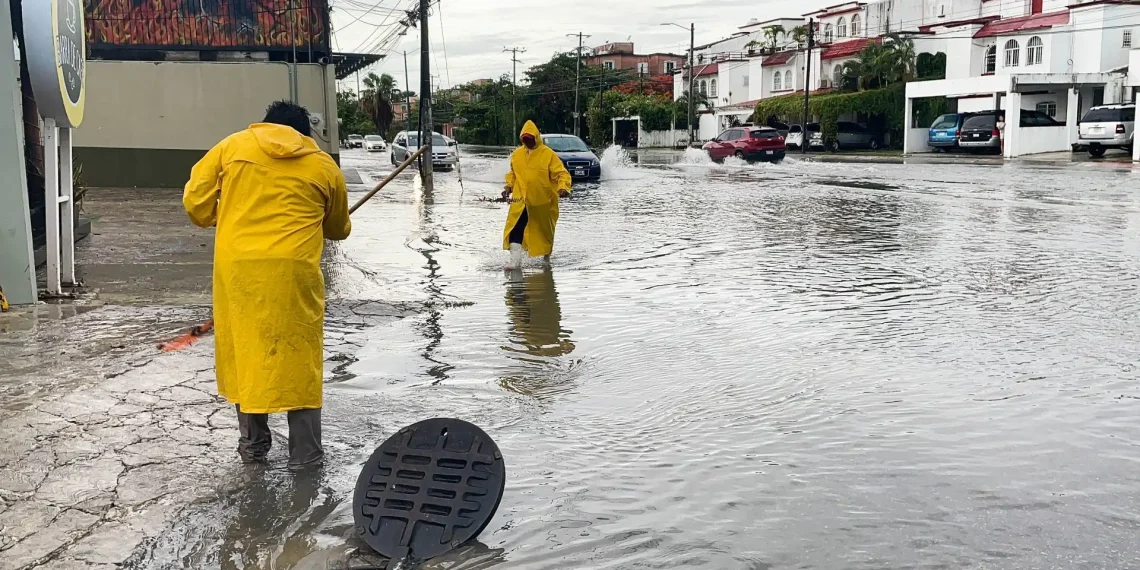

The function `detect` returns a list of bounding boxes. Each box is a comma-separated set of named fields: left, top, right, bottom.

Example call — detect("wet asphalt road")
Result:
left=137, top=146, right=1140, bottom=569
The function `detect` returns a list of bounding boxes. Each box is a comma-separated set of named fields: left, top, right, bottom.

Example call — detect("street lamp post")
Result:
left=662, top=22, right=696, bottom=147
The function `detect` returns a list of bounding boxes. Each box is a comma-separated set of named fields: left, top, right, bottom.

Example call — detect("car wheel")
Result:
left=829, top=140, right=841, bottom=153
left=733, top=150, right=745, bottom=161
left=869, top=139, right=880, bottom=151
left=1088, top=146, right=1106, bottom=158
left=391, top=153, right=397, bottom=165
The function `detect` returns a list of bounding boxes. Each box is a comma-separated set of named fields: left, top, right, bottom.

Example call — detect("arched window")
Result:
left=833, top=64, right=843, bottom=86
left=710, top=78, right=718, bottom=98
left=784, top=70, right=792, bottom=90
left=984, top=45, right=996, bottom=74
left=851, top=14, right=861, bottom=36
left=1004, top=39, right=1020, bottom=67
left=824, top=23, right=834, bottom=42
left=699, top=79, right=707, bottom=96
left=1027, top=36, right=1044, bottom=65
left=837, top=17, right=848, bottom=38
left=773, top=71, right=783, bottom=91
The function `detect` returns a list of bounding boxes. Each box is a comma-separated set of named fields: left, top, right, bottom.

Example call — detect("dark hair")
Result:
left=263, top=100, right=312, bottom=137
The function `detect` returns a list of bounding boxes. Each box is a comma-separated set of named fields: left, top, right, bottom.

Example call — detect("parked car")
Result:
left=703, top=126, right=786, bottom=162
left=928, top=113, right=969, bottom=150
left=543, top=134, right=601, bottom=181
left=364, top=135, right=386, bottom=152
left=786, top=123, right=823, bottom=150
left=829, top=121, right=882, bottom=152
left=347, top=134, right=364, bottom=148
left=390, top=131, right=457, bottom=169
left=958, top=110, right=1063, bottom=153
left=1077, top=104, right=1135, bottom=158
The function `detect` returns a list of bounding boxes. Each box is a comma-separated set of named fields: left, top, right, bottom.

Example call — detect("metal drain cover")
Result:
left=353, top=418, right=506, bottom=561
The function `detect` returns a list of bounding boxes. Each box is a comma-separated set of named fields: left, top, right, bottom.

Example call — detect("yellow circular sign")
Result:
left=25, top=0, right=86, bottom=128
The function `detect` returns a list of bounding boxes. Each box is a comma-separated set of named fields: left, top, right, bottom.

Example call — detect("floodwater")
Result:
left=134, top=147, right=1140, bottom=569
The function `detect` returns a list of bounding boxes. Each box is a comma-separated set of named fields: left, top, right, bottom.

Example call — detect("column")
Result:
left=0, top=0, right=36, bottom=304
left=903, top=95, right=913, bottom=154
left=993, top=92, right=1002, bottom=111
left=44, top=118, right=60, bottom=294
left=1005, top=92, right=1021, bottom=159
left=1134, top=92, right=1139, bottom=164
left=1066, top=87, right=1080, bottom=149
left=60, top=127, right=75, bottom=285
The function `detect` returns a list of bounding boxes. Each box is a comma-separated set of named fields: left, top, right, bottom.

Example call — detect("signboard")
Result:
left=23, top=0, right=86, bottom=128
left=85, top=0, right=330, bottom=53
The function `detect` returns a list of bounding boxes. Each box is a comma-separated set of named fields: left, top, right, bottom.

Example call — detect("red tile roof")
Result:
left=820, top=37, right=878, bottom=60
left=918, top=15, right=1000, bottom=32
left=973, top=10, right=1070, bottom=38
left=692, top=63, right=719, bottom=77
left=762, top=50, right=797, bottom=67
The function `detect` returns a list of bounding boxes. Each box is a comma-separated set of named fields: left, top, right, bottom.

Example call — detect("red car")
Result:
left=703, top=126, right=786, bottom=162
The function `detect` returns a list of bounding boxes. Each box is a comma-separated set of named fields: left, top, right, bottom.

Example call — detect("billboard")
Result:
left=85, top=0, right=329, bottom=52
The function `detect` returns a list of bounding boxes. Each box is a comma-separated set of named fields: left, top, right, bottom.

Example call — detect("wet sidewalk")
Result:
left=0, top=187, right=417, bottom=570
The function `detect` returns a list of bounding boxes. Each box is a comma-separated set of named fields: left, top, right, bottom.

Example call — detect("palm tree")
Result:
left=763, top=25, right=786, bottom=49
left=359, top=72, right=398, bottom=135
left=885, top=34, right=917, bottom=83
left=790, top=25, right=809, bottom=47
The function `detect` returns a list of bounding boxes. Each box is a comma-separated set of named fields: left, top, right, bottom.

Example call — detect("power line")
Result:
left=437, top=0, right=452, bottom=89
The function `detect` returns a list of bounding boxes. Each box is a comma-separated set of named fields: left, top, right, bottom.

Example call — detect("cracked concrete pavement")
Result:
left=0, top=187, right=420, bottom=570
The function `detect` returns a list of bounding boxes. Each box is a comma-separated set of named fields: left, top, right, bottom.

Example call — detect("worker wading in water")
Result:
left=502, top=121, right=572, bottom=269
left=183, top=101, right=351, bottom=468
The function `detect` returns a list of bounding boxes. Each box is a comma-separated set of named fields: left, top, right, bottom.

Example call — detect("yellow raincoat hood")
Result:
left=520, top=120, right=544, bottom=147
left=248, top=123, right=323, bottom=159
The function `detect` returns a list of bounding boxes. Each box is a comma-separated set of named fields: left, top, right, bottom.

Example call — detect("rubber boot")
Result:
left=506, top=243, right=524, bottom=270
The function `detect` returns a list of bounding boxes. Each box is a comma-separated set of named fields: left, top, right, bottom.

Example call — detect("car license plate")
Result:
left=765, top=150, right=773, bottom=155
left=1091, top=127, right=1105, bottom=134
left=574, top=168, right=585, bottom=176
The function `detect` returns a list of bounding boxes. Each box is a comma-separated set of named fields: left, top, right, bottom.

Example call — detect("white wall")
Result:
left=724, top=60, right=750, bottom=105
left=1016, top=126, right=1069, bottom=155
left=638, top=128, right=685, bottom=148
left=748, top=58, right=766, bottom=100
left=1129, top=49, right=1140, bottom=86
left=1021, top=91, right=1069, bottom=122
left=699, top=114, right=719, bottom=142
left=957, top=96, right=996, bottom=113
left=905, top=127, right=933, bottom=153
left=998, top=0, right=1030, bottom=19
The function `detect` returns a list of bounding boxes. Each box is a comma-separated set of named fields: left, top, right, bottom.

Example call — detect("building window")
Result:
left=833, top=64, right=842, bottom=86
left=1035, top=101, right=1057, bottom=117
left=837, top=17, right=847, bottom=38
left=710, top=78, right=718, bottom=97
left=1125, top=30, right=1133, bottom=48
left=603, top=61, right=615, bottom=71
left=1004, top=39, right=1019, bottom=67
left=784, top=70, right=792, bottom=90
left=699, top=80, right=707, bottom=96
left=984, top=45, right=996, bottom=74
left=664, top=61, right=676, bottom=74
left=1026, top=36, right=1043, bottom=66
left=773, top=71, right=782, bottom=91
left=851, top=14, right=861, bottom=36
left=824, top=23, right=834, bottom=42
left=637, top=62, right=649, bottom=75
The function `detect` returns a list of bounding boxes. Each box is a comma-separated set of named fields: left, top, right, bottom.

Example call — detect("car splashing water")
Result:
left=135, top=147, right=1140, bottom=570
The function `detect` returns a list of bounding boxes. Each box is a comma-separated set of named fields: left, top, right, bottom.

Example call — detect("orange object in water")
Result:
left=158, top=320, right=214, bottom=352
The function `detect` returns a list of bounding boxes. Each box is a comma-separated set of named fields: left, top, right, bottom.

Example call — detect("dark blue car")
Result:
left=543, top=134, right=601, bottom=181
left=928, top=113, right=969, bottom=150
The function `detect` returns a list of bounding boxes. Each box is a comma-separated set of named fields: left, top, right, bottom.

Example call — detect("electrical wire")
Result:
left=437, top=0, right=452, bottom=89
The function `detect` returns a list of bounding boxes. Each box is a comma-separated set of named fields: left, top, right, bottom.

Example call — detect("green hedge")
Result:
left=753, top=84, right=905, bottom=141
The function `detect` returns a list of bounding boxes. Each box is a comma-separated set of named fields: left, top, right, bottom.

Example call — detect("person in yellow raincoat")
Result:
left=183, top=101, right=351, bottom=468
left=501, top=121, right=572, bottom=269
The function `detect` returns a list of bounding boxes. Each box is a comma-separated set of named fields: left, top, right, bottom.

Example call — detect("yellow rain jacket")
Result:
left=183, top=123, right=351, bottom=414
left=503, top=121, right=572, bottom=257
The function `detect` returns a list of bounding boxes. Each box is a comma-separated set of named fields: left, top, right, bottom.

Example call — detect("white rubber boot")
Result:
left=506, top=243, right=524, bottom=270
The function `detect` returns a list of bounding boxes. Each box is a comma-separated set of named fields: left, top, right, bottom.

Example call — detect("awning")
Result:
left=333, top=52, right=385, bottom=80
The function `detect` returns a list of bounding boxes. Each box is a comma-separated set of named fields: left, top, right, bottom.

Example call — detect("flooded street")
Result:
left=122, top=149, right=1140, bottom=568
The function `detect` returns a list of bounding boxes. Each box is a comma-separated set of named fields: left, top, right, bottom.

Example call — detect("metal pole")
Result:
left=59, top=127, right=75, bottom=285
left=404, top=51, right=413, bottom=135
left=289, top=0, right=298, bottom=102
left=802, top=18, right=814, bottom=155
left=43, top=118, right=60, bottom=294
left=688, top=23, right=695, bottom=147
left=419, top=0, right=433, bottom=190
left=571, top=33, right=585, bottom=137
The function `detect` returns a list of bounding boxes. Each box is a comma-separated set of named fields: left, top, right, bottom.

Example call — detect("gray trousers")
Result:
left=235, top=404, right=323, bottom=468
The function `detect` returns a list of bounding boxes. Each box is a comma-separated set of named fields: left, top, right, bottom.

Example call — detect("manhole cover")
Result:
left=353, top=418, right=506, bottom=561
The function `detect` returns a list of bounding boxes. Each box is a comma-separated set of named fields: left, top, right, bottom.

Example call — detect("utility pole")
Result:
left=802, top=18, right=814, bottom=155
left=504, top=47, right=525, bottom=135
left=567, top=33, right=590, bottom=137
left=688, top=24, right=695, bottom=147
left=288, top=0, right=298, bottom=102
left=403, top=50, right=413, bottom=136
left=419, top=0, right=433, bottom=190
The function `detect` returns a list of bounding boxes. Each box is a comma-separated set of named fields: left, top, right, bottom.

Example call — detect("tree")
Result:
left=337, top=90, right=374, bottom=140
left=763, top=25, right=786, bottom=49
left=359, top=72, right=398, bottom=135
left=838, top=35, right=918, bottom=92
left=790, top=25, right=809, bottom=47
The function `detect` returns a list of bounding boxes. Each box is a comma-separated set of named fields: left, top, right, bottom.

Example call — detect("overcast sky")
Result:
left=330, top=0, right=833, bottom=93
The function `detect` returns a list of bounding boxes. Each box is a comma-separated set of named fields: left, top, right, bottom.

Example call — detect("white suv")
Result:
left=1078, top=104, right=1135, bottom=158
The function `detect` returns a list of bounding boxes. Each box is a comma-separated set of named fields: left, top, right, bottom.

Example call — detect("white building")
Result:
left=903, top=0, right=1140, bottom=158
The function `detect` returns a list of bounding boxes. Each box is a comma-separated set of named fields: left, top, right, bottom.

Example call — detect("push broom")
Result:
left=158, top=145, right=430, bottom=352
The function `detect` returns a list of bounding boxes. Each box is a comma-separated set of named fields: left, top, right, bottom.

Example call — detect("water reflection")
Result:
left=502, top=269, right=574, bottom=359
